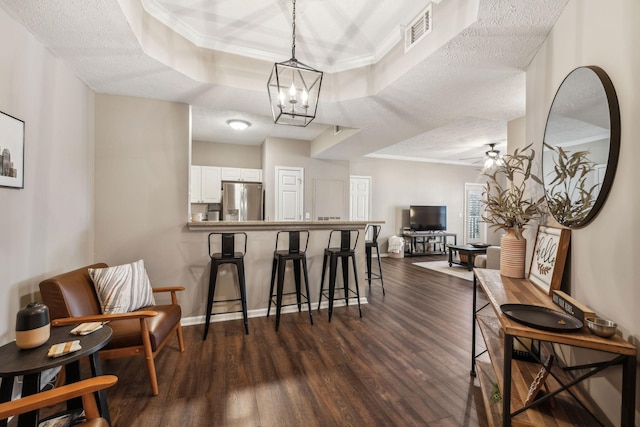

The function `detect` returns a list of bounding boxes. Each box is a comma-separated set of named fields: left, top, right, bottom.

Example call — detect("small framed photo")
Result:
left=0, top=110, right=25, bottom=189
left=528, top=225, right=571, bottom=295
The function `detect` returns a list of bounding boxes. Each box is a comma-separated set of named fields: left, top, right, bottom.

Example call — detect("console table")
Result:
left=402, top=231, right=457, bottom=256
left=471, top=269, right=636, bottom=426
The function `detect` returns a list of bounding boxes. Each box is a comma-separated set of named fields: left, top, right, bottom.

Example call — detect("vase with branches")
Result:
left=481, top=143, right=546, bottom=277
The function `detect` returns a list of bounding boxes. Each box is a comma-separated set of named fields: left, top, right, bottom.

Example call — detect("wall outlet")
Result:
left=305, top=212, right=310, bottom=220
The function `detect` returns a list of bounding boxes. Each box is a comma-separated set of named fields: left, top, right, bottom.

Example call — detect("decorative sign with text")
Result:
left=552, top=290, right=595, bottom=322
left=528, top=225, right=571, bottom=295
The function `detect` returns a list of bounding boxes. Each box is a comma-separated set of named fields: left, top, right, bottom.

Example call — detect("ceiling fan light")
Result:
left=484, top=157, right=496, bottom=169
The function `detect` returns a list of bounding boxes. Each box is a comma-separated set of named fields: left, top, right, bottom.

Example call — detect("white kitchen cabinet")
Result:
left=240, top=168, right=262, bottom=182
left=220, top=167, right=241, bottom=181
left=190, top=166, right=202, bottom=203
left=191, top=165, right=221, bottom=203
left=221, top=167, right=262, bottom=182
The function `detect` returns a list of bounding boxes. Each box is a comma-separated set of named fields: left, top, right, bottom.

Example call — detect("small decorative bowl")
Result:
left=586, top=317, right=617, bottom=338
left=470, top=243, right=490, bottom=248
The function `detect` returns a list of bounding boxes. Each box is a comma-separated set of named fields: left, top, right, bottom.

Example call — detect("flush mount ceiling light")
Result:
left=267, top=0, right=323, bottom=127
left=227, top=119, right=251, bottom=131
left=483, top=143, right=504, bottom=170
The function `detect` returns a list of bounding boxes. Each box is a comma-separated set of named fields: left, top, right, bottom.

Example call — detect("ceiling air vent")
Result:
left=404, top=4, right=432, bottom=53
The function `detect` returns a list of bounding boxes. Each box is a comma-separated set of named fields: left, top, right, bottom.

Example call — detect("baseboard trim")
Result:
left=182, top=297, right=369, bottom=327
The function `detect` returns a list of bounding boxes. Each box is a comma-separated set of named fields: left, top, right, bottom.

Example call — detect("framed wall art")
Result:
left=528, top=225, right=571, bottom=295
left=0, top=111, right=25, bottom=189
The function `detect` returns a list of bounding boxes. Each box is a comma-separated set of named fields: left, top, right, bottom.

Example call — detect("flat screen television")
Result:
left=409, top=205, right=447, bottom=231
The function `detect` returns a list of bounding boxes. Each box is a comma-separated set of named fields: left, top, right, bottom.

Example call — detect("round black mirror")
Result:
left=542, top=66, right=620, bottom=228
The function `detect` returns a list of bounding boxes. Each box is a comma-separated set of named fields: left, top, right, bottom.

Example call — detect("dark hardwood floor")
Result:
left=91, top=255, right=489, bottom=426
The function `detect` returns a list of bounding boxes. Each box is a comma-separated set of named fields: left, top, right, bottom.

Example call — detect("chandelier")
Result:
left=483, top=143, right=504, bottom=171
left=267, top=0, right=323, bottom=127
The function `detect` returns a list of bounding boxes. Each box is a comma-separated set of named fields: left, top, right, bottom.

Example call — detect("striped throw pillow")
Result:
left=89, top=259, right=155, bottom=314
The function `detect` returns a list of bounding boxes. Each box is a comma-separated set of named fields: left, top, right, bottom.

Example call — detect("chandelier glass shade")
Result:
left=267, top=0, right=323, bottom=127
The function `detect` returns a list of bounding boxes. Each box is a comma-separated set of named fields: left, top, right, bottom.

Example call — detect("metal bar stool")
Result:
left=267, top=230, right=314, bottom=331
left=318, top=229, right=362, bottom=321
left=203, top=232, right=249, bottom=340
left=365, top=224, right=385, bottom=294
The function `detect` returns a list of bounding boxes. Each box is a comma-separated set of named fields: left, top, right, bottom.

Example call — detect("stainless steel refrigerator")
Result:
left=222, top=181, right=264, bottom=221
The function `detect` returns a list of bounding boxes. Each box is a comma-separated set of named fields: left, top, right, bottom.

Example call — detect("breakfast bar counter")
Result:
left=185, top=220, right=384, bottom=324
left=187, top=220, right=380, bottom=231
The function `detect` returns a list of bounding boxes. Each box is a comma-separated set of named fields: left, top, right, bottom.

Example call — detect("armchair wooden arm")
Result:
left=0, top=375, right=117, bottom=422
left=51, top=311, right=158, bottom=327
left=152, top=286, right=185, bottom=293
left=152, top=286, right=185, bottom=304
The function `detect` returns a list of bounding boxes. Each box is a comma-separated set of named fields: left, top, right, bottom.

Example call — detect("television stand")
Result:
left=402, top=230, right=457, bottom=256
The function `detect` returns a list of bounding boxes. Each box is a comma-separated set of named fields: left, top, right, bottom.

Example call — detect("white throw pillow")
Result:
left=89, top=259, right=155, bottom=314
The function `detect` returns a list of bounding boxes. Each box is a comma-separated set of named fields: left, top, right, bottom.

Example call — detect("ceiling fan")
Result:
left=484, top=143, right=500, bottom=159
left=482, top=143, right=505, bottom=170
left=460, top=143, right=503, bottom=166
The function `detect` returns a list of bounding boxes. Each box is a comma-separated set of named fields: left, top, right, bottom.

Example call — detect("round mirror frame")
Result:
left=542, top=66, right=620, bottom=228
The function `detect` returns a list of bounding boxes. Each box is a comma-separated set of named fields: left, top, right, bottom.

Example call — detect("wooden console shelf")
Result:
left=471, top=269, right=636, bottom=427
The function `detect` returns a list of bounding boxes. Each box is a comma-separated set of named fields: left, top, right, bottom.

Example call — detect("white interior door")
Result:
left=464, top=183, right=486, bottom=243
left=275, top=166, right=303, bottom=221
left=350, top=176, right=371, bottom=221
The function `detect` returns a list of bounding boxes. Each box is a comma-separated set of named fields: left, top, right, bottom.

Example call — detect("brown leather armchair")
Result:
left=0, top=375, right=117, bottom=427
left=39, top=263, right=185, bottom=396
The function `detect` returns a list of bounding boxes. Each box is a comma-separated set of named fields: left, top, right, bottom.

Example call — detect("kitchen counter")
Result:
left=187, top=220, right=382, bottom=231
left=186, top=220, right=385, bottom=324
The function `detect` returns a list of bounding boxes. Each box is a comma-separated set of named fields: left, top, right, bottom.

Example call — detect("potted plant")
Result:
left=482, top=143, right=546, bottom=278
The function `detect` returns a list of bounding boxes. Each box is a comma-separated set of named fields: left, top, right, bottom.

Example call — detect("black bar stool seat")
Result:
left=365, top=224, right=385, bottom=295
left=318, top=229, right=363, bottom=321
left=267, top=230, right=314, bottom=331
left=203, top=232, right=249, bottom=340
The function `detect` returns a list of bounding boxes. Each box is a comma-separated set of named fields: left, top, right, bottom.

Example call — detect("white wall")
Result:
left=0, top=8, right=95, bottom=344
left=350, top=157, right=485, bottom=250
left=527, top=1, right=640, bottom=425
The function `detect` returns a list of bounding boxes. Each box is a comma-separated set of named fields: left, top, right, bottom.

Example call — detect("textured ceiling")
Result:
left=0, top=0, right=568, bottom=164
